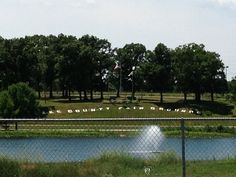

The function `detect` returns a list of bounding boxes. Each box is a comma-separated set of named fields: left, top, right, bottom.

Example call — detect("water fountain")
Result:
left=129, top=126, right=164, bottom=157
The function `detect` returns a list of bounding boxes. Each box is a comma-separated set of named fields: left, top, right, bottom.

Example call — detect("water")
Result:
left=129, top=126, right=164, bottom=157
left=0, top=126, right=236, bottom=162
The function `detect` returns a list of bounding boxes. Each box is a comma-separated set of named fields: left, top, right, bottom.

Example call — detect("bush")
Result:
left=0, top=91, right=14, bottom=118
left=0, top=82, right=40, bottom=118
left=0, top=158, right=20, bottom=177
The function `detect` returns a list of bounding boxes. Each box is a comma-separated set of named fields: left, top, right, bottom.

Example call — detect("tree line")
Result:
left=0, top=34, right=228, bottom=103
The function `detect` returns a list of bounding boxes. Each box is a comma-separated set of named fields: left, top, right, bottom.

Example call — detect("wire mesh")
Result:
left=0, top=118, right=236, bottom=177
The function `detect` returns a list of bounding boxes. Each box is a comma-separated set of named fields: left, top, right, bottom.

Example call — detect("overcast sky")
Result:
left=0, top=0, right=235, bottom=79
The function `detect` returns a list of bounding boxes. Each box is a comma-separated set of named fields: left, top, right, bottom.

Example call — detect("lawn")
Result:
left=1, top=153, right=236, bottom=177
left=1, top=92, right=235, bottom=138
left=39, top=92, right=236, bottom=118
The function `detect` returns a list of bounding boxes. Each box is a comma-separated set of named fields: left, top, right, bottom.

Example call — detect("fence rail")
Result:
left=1, top=117, right=236, bottom=120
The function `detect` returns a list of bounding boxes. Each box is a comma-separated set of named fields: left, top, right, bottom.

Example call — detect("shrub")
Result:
left=0, top=82, right=40, bottom=118
left=0, top=91, right=14, bottom=118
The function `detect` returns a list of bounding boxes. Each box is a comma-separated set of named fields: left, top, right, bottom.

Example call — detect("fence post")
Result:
left=15, top=122, right=18, bottom=130
left=181, top=118, right=186, bottom=177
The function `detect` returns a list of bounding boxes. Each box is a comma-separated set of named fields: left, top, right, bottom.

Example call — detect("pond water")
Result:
left=0, top=137, right=236, bottom=162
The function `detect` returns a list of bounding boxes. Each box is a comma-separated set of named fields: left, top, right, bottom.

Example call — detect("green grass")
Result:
left=1, top=124, right=236, bottom=138
left=1, top=92, right=235, bottom=138
left=0, top=130, right=136, bottom=138
left=1, top=154, right=236, bottom=177
left=39, top=92, right=236, bottom=118
left=0, top=158, right=20, bottom=177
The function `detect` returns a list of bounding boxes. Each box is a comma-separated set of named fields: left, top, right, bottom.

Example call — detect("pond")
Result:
left=0, top=137, right=236, bottom=162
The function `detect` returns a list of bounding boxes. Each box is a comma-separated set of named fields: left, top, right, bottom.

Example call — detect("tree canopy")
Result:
left=0, top=34, right=229, bottom=103
left=0, top=83, right=40, bottom=118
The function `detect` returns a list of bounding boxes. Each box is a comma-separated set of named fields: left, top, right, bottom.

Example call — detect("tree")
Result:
left=154, top=43, right=172, bottom=103
left=20, top=35, right=49, bottom=98
left=0, top=83, right=40, bottom=118
left=75, top=35, right=113, bottom=100
left=0, top=38, right=24, bottom=89
left=0, top=36, right=9, bottom=89
left=58, top=37, right=80, bottom=101
left=0, top=91, right=14, bottom=118
left=172, top=44, right=196, bottom=101
left=229, top=77, right=236, bottom=101
left=56, top=35, right=78, bottom=100
left=173, top=43, right=227, bottom=102
left=114, top=43, right=146, bottom=98
left=203, top=51, right=227, bottom=101
left=74, top=44, right=93, bottom=101
left=95, top=39, right=113, bottom=99
left=42, top=35, right=59, bottom=98
left=142, top=44, right=171, bottom=103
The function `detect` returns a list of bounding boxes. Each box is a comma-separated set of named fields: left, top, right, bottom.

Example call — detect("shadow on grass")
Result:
left=52, top=98, right=103, bottom=104
left=152, top=100, right=234, bottom=116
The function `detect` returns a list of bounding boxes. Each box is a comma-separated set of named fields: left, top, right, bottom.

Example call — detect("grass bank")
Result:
left=1, top=125, right=236, bottom=138
left=1, top=153, right=236, bottom=177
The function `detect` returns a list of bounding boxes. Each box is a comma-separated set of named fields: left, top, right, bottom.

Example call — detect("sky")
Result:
left=0, top=0, right=236, bottom=80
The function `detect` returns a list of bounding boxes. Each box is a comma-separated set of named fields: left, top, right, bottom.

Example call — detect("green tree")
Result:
left=173, top=43, right=227, bottom=102
left=203, top=51, right=227, bottom=101
left=154, top=43, right=172, bottom=103
left=172, top=44, right=194, bottom=101
left=0, top=83, right=40, bottom=118
left=57, top=35, right=78, bottom=100
left=21, top=35, right=48, bottom=98
left=114, top=43, right=146, bottom=98
left=0, top=36, right=9, bottom=89
left=58, top=37, right=79, bottom=101
left=79, top=35, right=99, bottom=100
left=141, top=44, right=171, bottom=103
left=229, top=77, right=236, bottom=101
left=0, top=91, right=14, bottom=118
left=0, top=38, right=24, bottom=88
left=95, top=39, right=113, bottom=99
left=73, top=43, right=92, bottom=101
left=40, top=35, right=61, bottom=99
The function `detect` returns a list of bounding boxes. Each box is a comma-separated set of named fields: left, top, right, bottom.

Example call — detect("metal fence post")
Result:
left=15, top=122, right=18, bottom=130
left=181, top=118, right=186, bottom=177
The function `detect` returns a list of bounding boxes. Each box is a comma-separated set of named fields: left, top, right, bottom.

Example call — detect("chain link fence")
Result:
left=0, top=118, right=236, bottom=177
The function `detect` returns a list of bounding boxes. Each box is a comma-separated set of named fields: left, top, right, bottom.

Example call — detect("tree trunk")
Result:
left=79, top=91, right=82, bottom=101
left=100, top=90, right=104, bottom=100
left=49, top=83, right=53, bottom=98
left=68, top=87, right=71, bottom=101
left=132, top=91, right=135, bottom=100
left=195, top=92, right=201, bottom=102
left=62, top=89, right=65, bottom=97
left=184, top=92, right=187, bottom=102
left=211, top=91, right=214, bottom=102
left=15, top=122, right=18, bottom=130
left=116, top=88, right=120, bottom=98
left=84, top=90, right=88, bottom=101
left=211, top=85, right=214, bottom=102
left=90, top=90, right=93, bottom=101
left=160, top=91, right=163, bottom=104
left=132, top=81, right=135, bottom=100
left=37, top=82, right=41, bottom=99
left=65, top=89, right=68, bottom=98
